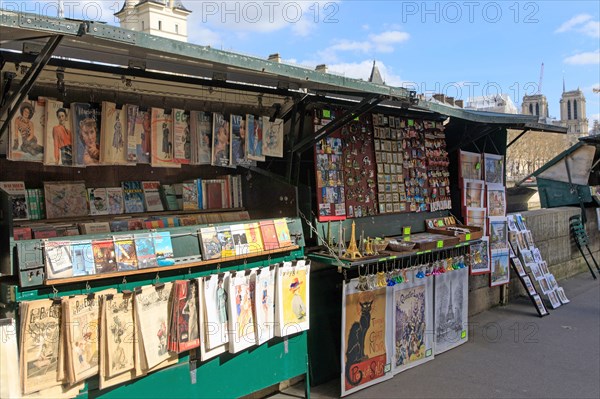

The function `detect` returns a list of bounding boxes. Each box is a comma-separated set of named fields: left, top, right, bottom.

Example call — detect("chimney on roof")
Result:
left=268, top=53, right=281, bottom=63
left=315, top=64, right=328, bottom=73
left=445, top=96, right=455, bottom=106
left=455, top=99, right=464, bottom=108
left=433, top=94, right=445, bottom=103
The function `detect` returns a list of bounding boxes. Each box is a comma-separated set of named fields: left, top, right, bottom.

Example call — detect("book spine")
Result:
left=196, top=178, right=203, bottom=210
left=37, top=189, right=46, bottom=219
left=27, top=189, right=37, bottom=220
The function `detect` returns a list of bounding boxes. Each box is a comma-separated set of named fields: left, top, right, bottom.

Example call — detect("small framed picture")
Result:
left=539, top=261, right=550, bottom=275
left=470, top=237, right=490, bottom=275
left=547, top=290, right=562, bottom=309
left=490, top=249, right=510, bottom=287
left=512, top=257, right=526, bottom=277
left=520, top=249, right=535, bottom=265
left=522, top=275, right=537, bottom=296
left=529, top=262, right=543, bottom=280
left=532, top=248, right=543, bottom=263
left=556, top=287, right=570, bottom=304
left=538, top=276, right=552, bottom=295
left=507, top=214, right=518, bottom=231
left=516, top=231, right=528, bottom=252
left=532, top=294, right=549, bottom=316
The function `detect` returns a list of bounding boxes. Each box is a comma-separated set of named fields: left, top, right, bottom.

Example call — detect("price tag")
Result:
left=475, top=162, right=481, bottom=170
left=465, top=233, right=471, bottom=241
left=404, top=236, right=411, bottom=242
left=403, top=226, right=411, bottom=235
left=436, top=240, right=443, bottom=248
left=322, top=109, right=331, bottom=118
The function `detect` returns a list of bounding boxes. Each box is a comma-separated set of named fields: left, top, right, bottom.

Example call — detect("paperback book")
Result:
left=114, top=234, right=138, bottom=271
left=142, top=181, right=164, bottom=212
left=0, top=181, right=29, bottom=220
left=134, top=233, right=158, bottom=268
left=152, top=231, right=175, bottom=266
left=88, top=187, right=110, bottom=216
left=121, top=181, right=145, bottom=213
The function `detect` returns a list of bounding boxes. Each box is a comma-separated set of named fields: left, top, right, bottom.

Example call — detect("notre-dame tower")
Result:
left=559, top=81, right=588, bottom=143
left=115, top=1, right=191, bottom=42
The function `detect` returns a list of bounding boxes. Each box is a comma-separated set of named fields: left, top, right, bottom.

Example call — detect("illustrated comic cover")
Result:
left=101, top=292, right=135, bottom=378
left=134, top=233, right=158, bottom=269
left=275, top=261, right=310, bottom=337
left=262, top=117, right=284, bottom=158
left=114, top=235, right=138, bottom=271
left=0, top=181, right=29, bottom=220
left=170, top=280, right=200, bottom=352
left=44, top=240, right=73, bottom=280
left=142, top=181, right=164, bottom=212
left=273, top=218, right=292, bottom=247
left=216, top=225, right=235, bottom=258
left=44, top=181, right=88, bottom=219
left=259, top=220, right=280, bottom=250
left=88, top=187, right=109, bottom=216
left=92, top=239, right=118, bottom=274
left=152, top=231, right=175, bottom=266
left=244, top=222, right=264, bottom=253
left=246, top=114, right=265, bottom=161
left=230, top=223, right=249, bottom=256
left=106, top=187, right=125, bottom=214
left=195, top=278, right=227, bottom=361
left=199, top=226, right=221, bottom=260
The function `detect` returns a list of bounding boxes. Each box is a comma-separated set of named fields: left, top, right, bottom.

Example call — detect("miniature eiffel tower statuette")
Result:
left=343, top=221, right=362, bottom=259
left=337, top=223, right=347, bottom=257
left=363, top=237, right=375, bottom=256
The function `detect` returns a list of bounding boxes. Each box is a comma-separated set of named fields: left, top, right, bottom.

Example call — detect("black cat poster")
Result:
left=434, top=267, right=469, bottom=354
left=392, top=269, right=434, bottom=375
left=341, top=281, right=391, bottom=396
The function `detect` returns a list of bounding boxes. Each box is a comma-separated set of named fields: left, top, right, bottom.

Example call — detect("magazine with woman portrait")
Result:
left=247, top=114, right=265, bottom=161
left=196, top=277, right=227, bottom=361
left=10, top=99, right=46, bottom=163
left=211, top=112, right=231, bottom=167
left=275, top=261, right=310, bottom=337
left=44, top=99, right=72, bottom=166
left=227, top=271, right=256, bottom=353
left=254, top=266, right=275, bottom=345
left=203, top=273, right=230, bottom=350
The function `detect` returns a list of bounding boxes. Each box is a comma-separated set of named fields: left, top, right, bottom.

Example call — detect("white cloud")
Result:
left=555, top=14, right=593, bottom=33
left=579, top=20, right=600, bottom=38
left=322, top=30, right=410, bottom=57
left=564, top=50, right=600, bottom=65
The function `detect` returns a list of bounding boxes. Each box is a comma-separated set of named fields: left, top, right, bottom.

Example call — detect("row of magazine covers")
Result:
left=7, top=98, right=285, bottom=167
left=1, top=176, right=243, bottom=223
left=1, top=260, right=310, bottom=398
left=44, top=219, right=294, bottom=280
left=341, top=265, right=468, bottom=396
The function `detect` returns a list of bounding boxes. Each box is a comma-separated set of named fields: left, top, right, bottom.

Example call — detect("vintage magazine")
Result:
left=216, top=225, right=235, bottom=258
left=92, top=239, right=118, bottom=274
left=44, top=181, right=88, bottom=219
left=142, top=181, right=164, bottom=212
left=170, top=280, right=200, bottom=352
left=172, top=109, right=191, bottom=164
left=134, top=283, right=174, bottom=370
left=63, top=290, right=116, bottom=384
left=203, top=273, right=230, bottom=350
left=262, top=117, right=284, bottom=158
left=44, top=99, right=72, bottom=166
left=211, top=112, right=230, bottom=167
left=227, top=271, right=256, bottom=353
left=121, top=181, right=145, bottom=213
left=9, top=98, right=46, bottom=163
left=44, top=240, right=74, bottom=280
left=71, top=239, right=96, bottom=276
left=19, top=299, right=63, bottom=394
left=189, top=110, right=212, bottom=165
left=106, top=187, right=125, bottom=214
left=100, top=101, right=128, bottom=165
left=0, top=181, right=29, bottom=220
left=1, top=318, right=21, bottom=398
left=259, top=220, right=280, bottom=250
left=125, top=104, right=151, bottom=164
left=246, top=114, right=265, bottom=162
left=87, top=187, right=109, bottom=216
left=275, top=261, right=310, bottom=337
left=253, top=266, right=275, bottom=345
left=134, top=233, right=158, bottom=269
left=273, top=218, right=292, bottom=247
left=230, top=223, right=249, bottom=256
left=70, top=102, right=101, bottom=167
left=341, top=281, right=391, bottom=396
left=434, top=267, right=469, bottom=354
left=244, top=222, right=264, bottom=253
left=101, top=292, right=135, bottom=378
left=199, top=226, right=221, bottom=260
left=196, top=277, right=227, bottom=361
left=230, top=114, right=245, bottom=166
left=114, top=234, right=138, bottom=271
left=152, top=232, right=175, bottom=266
left=150, top=108, right=180, bottom=168
left=391, top=269, right=434, bottom=375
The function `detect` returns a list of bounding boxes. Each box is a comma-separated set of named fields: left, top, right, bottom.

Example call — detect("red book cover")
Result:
left=33, top=228, right=58, bottom=239
left=13, top=227, right=32, bottom=240
left=92, top=239, right=117, bottom=274
left=206, top=182, right=223, bottom=209
left=144, top=219, right=165, bottom=229
left=259, top=220, right=280, bottom=250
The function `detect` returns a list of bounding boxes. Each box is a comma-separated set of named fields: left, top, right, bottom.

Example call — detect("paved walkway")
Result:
left=272, top=272, right=600, bottom=399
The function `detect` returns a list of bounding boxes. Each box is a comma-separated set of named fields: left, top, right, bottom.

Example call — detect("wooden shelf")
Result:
left=14, top=208, right=247, bottom=227
left=45, top=245, right=300, bottom=286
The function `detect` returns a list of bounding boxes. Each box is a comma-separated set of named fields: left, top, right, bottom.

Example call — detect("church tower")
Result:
left=521, top=94, right=549, bottom=121
left=115, top=0, right=191, bottom=42
left=560, top=81, right=588, bottom=143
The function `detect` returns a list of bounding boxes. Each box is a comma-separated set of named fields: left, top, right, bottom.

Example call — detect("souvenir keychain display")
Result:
left=424, top=121, right=452, bottom=211
left=314, top=109, right=346, bottom=221
left=373, top=114, right=406, bottom=213
left=399, top=118, right=429, bottom=212
left=341, top=116, right=377, bottom=218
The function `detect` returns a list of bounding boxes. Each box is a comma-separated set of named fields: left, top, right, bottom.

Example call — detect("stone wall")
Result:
left=469, top=206, right=599, bottom=316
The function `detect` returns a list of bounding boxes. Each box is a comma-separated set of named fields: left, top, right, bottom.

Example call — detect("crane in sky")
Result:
left=537, top=62, right=544, bottom=95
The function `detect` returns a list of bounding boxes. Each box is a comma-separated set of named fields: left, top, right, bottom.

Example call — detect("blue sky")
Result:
left=3, top=1, right=599, bottom=127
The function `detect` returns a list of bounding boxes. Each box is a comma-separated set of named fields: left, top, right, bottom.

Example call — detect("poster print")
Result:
left=465, top=207, right=487, bottom=236
left=9, top=99, right=45, bottom=162
left=100, top=101, right=127, bottom=165
left=275, top=261, right=310, bottom=337
left=262, top=117, right=284, bottom=158
left=469, top=236, right=490, bottom=275
left=490, top=249, right=510, bottom=287
left=434, top=267, right=469, bottom=355
left=203, top=273, right=230, bottom=350
left=19, top=299, right=62, bottom=394
left=488, top=217, right=508, bottom=250
left=134, top=283, right=174, bottom=370
left=227, top=272, right=256, bottom=353
left=341, top=281, right=391, bottom=397
left=392, top=270, right=434, bottom=375
left=459, top=150, right=482, bottom=180
left=486, top=183, right=506, bottom=217
left=483, top=153, right=504, bottom=185
left=462, top=179, right=485, bottom=208
left=254, top=266, right=275, bottom=345
left=196, top=278, right=227, bottom=361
